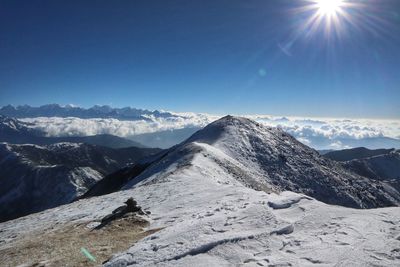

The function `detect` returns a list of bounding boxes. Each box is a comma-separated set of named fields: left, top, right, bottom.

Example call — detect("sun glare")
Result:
left=317, top=0, right=344, bottom=16
left=293, top=0, right=355, bottom=38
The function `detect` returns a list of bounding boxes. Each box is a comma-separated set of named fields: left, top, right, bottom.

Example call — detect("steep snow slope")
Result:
left=102, top=138, right=400, bottom=266
left=0, top=142, right=160, bottom=222
left=1, top=140, right=399, bottom=266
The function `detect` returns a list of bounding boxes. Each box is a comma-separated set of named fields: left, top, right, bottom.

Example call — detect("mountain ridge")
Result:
left=0, top=104, right=176, bottom=120
left=324, top=147, right=395, bottom=161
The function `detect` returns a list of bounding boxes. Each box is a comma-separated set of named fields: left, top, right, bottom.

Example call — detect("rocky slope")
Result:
left=341, top=150, right=400, bottom=193
left=0, top=142, right=160, bottom=222
left=324, top=147, right=395, bottom=161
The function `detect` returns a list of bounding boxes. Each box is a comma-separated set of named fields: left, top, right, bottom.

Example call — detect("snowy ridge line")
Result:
left=192, top=142, right=271, bottom=191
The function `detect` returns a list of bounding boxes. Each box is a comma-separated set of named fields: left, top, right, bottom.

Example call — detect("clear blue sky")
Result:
left=0, top=0, right=399, bottom=118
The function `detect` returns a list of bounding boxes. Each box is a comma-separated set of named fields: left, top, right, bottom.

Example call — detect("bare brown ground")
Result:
left=0, top=214, right=160, bottom=267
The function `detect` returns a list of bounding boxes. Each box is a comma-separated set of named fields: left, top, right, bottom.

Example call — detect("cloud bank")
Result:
left=20, top=113, right=217, bottom=138
left=248, top=115, right=400, bottom=150
left=21, top=113, right=400, bottom=150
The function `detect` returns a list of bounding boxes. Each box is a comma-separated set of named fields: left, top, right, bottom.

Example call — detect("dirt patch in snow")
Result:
left=0, top=214, right=159, bottom=267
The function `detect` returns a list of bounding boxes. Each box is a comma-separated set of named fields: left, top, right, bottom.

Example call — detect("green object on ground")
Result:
left=81, top=247, right=96, bottom=262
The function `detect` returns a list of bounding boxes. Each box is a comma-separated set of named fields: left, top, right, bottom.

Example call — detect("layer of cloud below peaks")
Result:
left=21, top=114, right=400, bottom=150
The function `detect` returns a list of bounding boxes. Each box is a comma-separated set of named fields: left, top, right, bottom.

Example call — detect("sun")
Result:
left=293, top=0, right=351, bottom=37
left=316, top=0, right=344, bottom=17
left=285, top=0, right=387, bottom=47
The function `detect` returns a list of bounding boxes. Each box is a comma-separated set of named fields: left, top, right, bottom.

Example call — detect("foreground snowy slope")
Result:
left=105, top=138, right=400, bottom=266
left=1, top=140, right=399, bottom=266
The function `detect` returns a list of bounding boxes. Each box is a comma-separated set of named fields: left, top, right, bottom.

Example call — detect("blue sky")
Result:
left=0, top=0, right=399, bottom=118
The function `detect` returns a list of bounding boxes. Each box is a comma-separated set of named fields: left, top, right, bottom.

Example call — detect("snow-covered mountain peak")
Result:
left=123, top=116, right=400, bottom=208
left=0, top=115, right=23, bottom=130
left=186, top=115, right=305, bottom=154
left=186, top=115, right=268, bottom=144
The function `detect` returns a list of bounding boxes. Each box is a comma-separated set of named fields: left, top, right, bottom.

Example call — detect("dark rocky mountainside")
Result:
left=324, top=147, right=395, bottom=161
left=342, top=150, right=400, bottom=180
left=0, top=142, right=160, bottom=222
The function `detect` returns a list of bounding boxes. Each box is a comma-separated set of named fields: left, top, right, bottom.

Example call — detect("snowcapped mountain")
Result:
left=0, top=116, right=399, bottom=266
left=0, top=142, right=160, bottom=222
left=0, top=115, right=44, bottom=141
left=0, top=104, right=177, bottom=120
left=122, top=115, right=398, bottom=208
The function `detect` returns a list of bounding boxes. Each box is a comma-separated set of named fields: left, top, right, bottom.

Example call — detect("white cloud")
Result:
left=247, top=115, right=400, bottom=149
left=20, top=113, right=218, bottom=138
left=20, top=113, right=400, bottom=150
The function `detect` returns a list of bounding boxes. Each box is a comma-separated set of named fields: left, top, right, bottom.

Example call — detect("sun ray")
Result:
left=293, top=0, right=358, bottom=39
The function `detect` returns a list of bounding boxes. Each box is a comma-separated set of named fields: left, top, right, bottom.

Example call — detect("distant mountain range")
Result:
left=2, top=104, right=400, bottom=150
left=0, top=104, right=176, bottom=120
